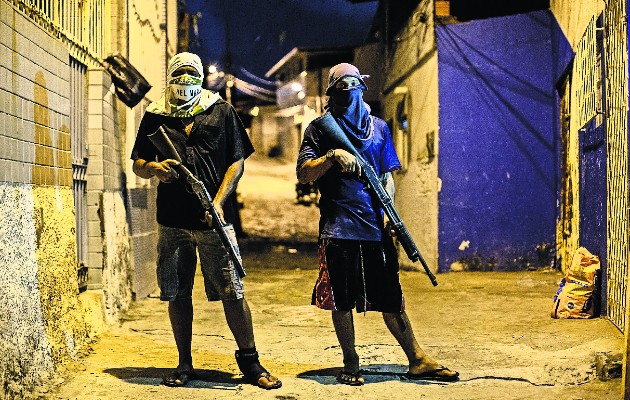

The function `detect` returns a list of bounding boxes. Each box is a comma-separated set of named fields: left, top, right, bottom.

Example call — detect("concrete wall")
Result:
left=128, top=0, right=168, bottom=103
left=551, top=0, right=605, bottom=47
left=382, top=3, right=580, bottom=273
left=550, top=0, right=628, bottom=324
left=250, top=111, right=304, bottom=163
left=354, top=41, right=386, bottom=117
left=383, top=0, right=440, bottom=271
left=550, top=0, right=606, bottom=272
left=100, top=191, right=133, bottom=322
left=125, top=0, right=177, bottom=299
left=125, top=0, right=176, bottom=190
left=86, top=68, right=133, bottom=317
left=0, top=2, right=94, bottom=397
left=126, top=186, right=158, bottom=299
left=0, top=0, right=177, bottom=396
left=125, top=0, right=178, bottom=300
left=250, top=105, right=280, bottom=157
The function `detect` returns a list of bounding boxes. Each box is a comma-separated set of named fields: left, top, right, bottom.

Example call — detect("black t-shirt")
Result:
left=131, top=100, right=254, bottom=230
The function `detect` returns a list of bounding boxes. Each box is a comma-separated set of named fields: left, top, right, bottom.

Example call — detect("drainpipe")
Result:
left=384, top=0, right=389, bottom=69
left=162, top=0, right=168, bottom=91
left=125, top=0, right=129, bottom=59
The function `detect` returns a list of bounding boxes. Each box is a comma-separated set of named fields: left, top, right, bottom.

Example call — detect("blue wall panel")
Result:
left=436, top=10, right=572, bottom=271
left=579, top=118, right=607, bottom=312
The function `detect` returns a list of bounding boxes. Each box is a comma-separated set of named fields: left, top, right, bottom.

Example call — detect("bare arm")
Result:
left=215, top=158, right=244, bottom=208
left=297, top=149, right=361, bottom=183
left=297, top=155, right=335, bottom=184
left=380, top=172, right=396, bottom=235
left=380, top=172, right=395, bottom=200
left=205, top=158, right=244, bottom=225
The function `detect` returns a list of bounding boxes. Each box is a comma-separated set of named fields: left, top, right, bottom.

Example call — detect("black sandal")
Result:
left=235, top=349, right=282, bottom=390
left=162, top=369, right=197, bottom=387
left=337, top=370, right=365, bottom=386
left=406, top=365, right=459, bottom=382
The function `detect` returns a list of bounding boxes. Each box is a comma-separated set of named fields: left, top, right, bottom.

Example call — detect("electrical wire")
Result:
left=238, top=66, right=279, bottom=86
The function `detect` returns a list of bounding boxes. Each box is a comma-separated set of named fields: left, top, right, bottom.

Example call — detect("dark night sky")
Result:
left=184, top=0, right=378, bottom=79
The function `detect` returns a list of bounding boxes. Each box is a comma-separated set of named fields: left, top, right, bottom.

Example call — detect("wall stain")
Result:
left=32, top=69, right=88, bottom=373
left=33, top=71, right=54, bottom=186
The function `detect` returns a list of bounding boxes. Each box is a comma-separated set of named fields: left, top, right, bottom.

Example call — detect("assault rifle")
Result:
left=147, top=126, right=246, bottom=278
left=313, top=113, right=438, bottom=286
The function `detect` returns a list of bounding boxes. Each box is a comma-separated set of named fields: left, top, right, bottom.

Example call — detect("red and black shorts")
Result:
left=312, top=237, right=405, bottom=313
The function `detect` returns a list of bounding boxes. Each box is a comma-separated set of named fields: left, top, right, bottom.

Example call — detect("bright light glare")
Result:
left=297, top=91, right=305, bottom=99
left=250, top=106, right=260, bottom=117
left=208, top=65, right=217, bottom=74
left=291, top=82, right=303, bottom=92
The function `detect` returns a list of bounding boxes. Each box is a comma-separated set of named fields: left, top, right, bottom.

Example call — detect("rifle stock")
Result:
left=147, top=126, right=246, bottom=278
left=314, top=114, right=438, bottom=286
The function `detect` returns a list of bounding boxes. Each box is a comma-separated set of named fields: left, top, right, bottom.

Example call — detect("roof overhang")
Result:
left=265, top=48, right=299, bottom=78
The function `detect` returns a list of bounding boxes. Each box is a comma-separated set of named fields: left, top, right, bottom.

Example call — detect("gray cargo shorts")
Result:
left=157, top=224, right=244, bottom=301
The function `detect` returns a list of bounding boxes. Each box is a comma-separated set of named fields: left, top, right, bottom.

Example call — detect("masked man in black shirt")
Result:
left=131, top=52, right=281, bottom=390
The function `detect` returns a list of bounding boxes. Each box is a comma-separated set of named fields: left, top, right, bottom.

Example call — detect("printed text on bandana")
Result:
left=171, top=84, right=202, bottom=100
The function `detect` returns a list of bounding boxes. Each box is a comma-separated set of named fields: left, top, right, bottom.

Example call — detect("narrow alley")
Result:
left=1, top=1, right=629, bottom=400
left=45, top=156, right=624, bottom=400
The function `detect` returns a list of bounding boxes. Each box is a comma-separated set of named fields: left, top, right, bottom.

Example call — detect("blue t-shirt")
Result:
left=297, top=116, right=401, bottom=241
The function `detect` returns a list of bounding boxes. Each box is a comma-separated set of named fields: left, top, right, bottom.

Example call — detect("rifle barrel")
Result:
left=358, top=155, right=438, bottom=287
left=147, top=126, right=246, bottom=278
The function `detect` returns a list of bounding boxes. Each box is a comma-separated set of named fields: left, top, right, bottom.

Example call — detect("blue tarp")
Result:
left=436, top=10, right=573, bottom=271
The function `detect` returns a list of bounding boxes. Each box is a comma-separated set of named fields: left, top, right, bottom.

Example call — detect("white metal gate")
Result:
left=70, top=57, right=89, bottom=291
left=604, top=0, right=629, bottom=332
left=11, top=0, right=107, bottom=64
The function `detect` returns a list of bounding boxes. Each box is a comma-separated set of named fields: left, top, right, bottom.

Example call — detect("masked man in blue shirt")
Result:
left=297, top=63, right=459, bottom=386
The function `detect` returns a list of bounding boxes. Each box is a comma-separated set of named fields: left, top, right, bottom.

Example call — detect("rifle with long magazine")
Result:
left=313, top=113, right=438, bottom=286
left=147, top=126, right=246, bottom=278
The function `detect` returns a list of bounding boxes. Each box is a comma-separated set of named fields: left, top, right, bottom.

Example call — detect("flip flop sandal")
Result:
left=337, top=370, right=365, bottom=386
left=235, top=349, right=282, bottom=390
left=405, top=365, right=459, bottom=382
left=245, top=370, right=283, bottom=390
left=162, top=369, right=197, bottom=387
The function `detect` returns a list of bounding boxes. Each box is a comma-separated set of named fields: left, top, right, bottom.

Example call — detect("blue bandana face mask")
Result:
left=328, top=87, right=373, bottom=152
left=330, top=87, right=362, bottom=108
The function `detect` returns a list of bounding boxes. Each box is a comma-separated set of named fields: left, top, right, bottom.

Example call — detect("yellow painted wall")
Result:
left=550, top=0, right=606, bottom=271
left=0, top=184, right=103, bottom=399
left=0, top=184, right=56, bottom=397
left=33, top=186, right=90, bottom=366
left=101, top=191, right=133, bottom=324
left=128, top=0, right=170, bottom=103
left=0, top=3, right=98, bottom=396
left=551, top=0, right=605, bottom=48
left=383, top=0, right=439, bottom=271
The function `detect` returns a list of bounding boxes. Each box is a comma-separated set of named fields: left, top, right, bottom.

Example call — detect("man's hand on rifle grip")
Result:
left=204, top=201, right=225, bottom=227
left=383, top=215, right=396, bottom=237
left=333, top=149, right=362, bottom=176
left=147, top=159, right=180, bottom=183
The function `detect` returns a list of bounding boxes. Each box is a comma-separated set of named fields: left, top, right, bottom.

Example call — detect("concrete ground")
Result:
left=48, top=155, right=625, bottom=400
